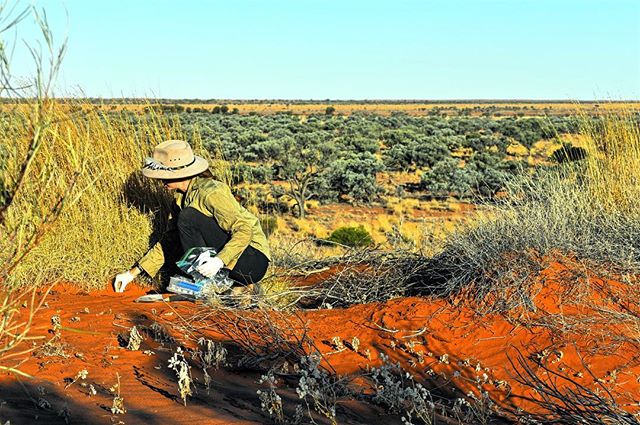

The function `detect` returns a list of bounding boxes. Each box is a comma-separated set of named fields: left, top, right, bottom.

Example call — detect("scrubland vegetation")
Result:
left=2, top=102, right=591, bottom=289
left=427, top=111, right=640, bottom=311
left=2, top=4, right=640, bottom=425
left=3, top=94, right=639, bottom=422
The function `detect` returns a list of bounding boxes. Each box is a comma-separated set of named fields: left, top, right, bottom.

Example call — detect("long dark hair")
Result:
left=198, top=168, right=214, bottom=179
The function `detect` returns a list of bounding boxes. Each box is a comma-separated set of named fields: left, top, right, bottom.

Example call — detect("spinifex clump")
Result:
left=426, top=111, right=640, bottom=312
left=1, top=103, right=229, bottom=291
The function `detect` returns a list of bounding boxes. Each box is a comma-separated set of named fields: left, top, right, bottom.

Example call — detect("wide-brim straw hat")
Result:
left=142, top=140, right=209, bottom=179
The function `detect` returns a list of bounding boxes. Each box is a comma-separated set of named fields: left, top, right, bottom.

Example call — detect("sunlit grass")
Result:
left=1, top=101, right=228, bottom=290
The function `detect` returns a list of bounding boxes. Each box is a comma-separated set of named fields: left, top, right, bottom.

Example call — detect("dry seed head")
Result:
left=126, top=326, right=143, bottom=351
left=111, top=396, right=126, bottom=415
left=330, top=336, right=345, bottom=351
left=350, top=337, right=360, bottom=352
left=168, top=347, right=193, bottom=406
left=50, top=315, right=61, bottom=332
left=110, top=373, right=125, bottom=414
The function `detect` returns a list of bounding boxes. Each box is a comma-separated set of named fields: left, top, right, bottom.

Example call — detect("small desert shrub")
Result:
left=168, top=347, right=193, bottom=406
left=369, top=353, right=437, bottom=424
left=126, top=326, right=143, bottom=351
left=257, top=369, right=285, bottom=423
left=258, top=353, right=346, bottom=425
left=295, top=353, right=345, bottom=424
left=325, top=225, right=373, bottom=247
left=193, top=337, right=227, bottom=369
left=426, top=112, right=640, bottom=312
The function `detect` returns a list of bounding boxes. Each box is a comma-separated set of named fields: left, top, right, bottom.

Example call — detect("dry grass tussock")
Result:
left=1, top=103, right=230, bottom=290
left=0, top=3, right=76, bottom=378
left=426, top=111, right=640, bottom=312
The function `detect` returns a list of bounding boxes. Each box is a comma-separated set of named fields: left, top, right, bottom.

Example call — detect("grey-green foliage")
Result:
left=420, top=157, right=476, bottom=198
left=421, top=152, right=526, bottom=199
left=171, top=112, right=583, bottom=207
left=230, top=162, right=273, bottom=184
left=383, top=131, right=451, bottom=171
left=254, top=132, right=337, bottom=217
left=323, top=152, right=384, bottom=203
left=177, top=111, right=580, bottom=163
left=465, top=152, right=527, bottom=198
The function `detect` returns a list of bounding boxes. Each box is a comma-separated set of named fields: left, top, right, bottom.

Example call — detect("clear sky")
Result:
left=6, top=0, right=640, bottom=100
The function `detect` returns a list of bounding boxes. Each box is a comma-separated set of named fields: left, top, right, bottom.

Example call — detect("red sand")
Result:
left=1, top=259, right=638, bottom=424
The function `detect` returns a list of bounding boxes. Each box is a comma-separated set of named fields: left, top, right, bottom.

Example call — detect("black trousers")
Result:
left=176, top=207, right=269, bottom=285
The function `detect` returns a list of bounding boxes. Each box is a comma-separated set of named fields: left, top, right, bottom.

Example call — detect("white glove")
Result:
left=196, top=256, right=225, bottom=278
left=114, top=270, right=136, bottom=292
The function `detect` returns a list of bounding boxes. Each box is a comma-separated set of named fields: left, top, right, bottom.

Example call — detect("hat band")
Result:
left=143, top=157, right=197, bottom=173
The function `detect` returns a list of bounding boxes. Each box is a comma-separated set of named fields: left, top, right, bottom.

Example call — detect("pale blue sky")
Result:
left=7, top=0, right=640, bottom=99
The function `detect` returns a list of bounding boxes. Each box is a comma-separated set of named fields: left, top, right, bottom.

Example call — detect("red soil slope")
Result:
left=0, top=260, right=638, bottom=424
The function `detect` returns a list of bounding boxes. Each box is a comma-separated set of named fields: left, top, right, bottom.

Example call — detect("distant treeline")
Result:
left=160, top=112, right=583, bottom=214
left=2, top=97, right=637, bottom=105
left=0, top=108, right=608, bottom=216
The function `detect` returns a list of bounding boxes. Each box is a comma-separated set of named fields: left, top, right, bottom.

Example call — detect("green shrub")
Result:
left=323, top=152, right=384, bottom=203
left=326, top=225, right=373, bottom=247
left=420, top=157, right=475, bottom=198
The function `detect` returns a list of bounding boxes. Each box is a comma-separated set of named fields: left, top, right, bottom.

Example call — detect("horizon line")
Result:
left=2, top=98, right=640, bottom=104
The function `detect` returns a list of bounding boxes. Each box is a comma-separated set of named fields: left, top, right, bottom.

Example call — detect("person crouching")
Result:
left=113, top=140, right=270, bottom=296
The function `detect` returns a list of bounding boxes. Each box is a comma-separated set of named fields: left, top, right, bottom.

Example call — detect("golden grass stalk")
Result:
left=0, top=2, right=79, bottom=377
left=580, top=111, right=640, bottom=215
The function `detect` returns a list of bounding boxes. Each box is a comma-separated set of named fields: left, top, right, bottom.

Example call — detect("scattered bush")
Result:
left=177, top=112, right=586, bottom=211
left=420, top=157, right=475, bottom=198
left=323, top=152, right=384, bottom=203
left=325, top=225, right=373, bottom=247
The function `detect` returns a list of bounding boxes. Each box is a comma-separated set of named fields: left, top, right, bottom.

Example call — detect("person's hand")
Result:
left=196, top=256, right=225, bottom=278
left=114, top=267, right=140, bottom=292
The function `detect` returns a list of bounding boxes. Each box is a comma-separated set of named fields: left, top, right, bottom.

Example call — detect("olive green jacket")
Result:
left=137, top=177, right=271, bottom=277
